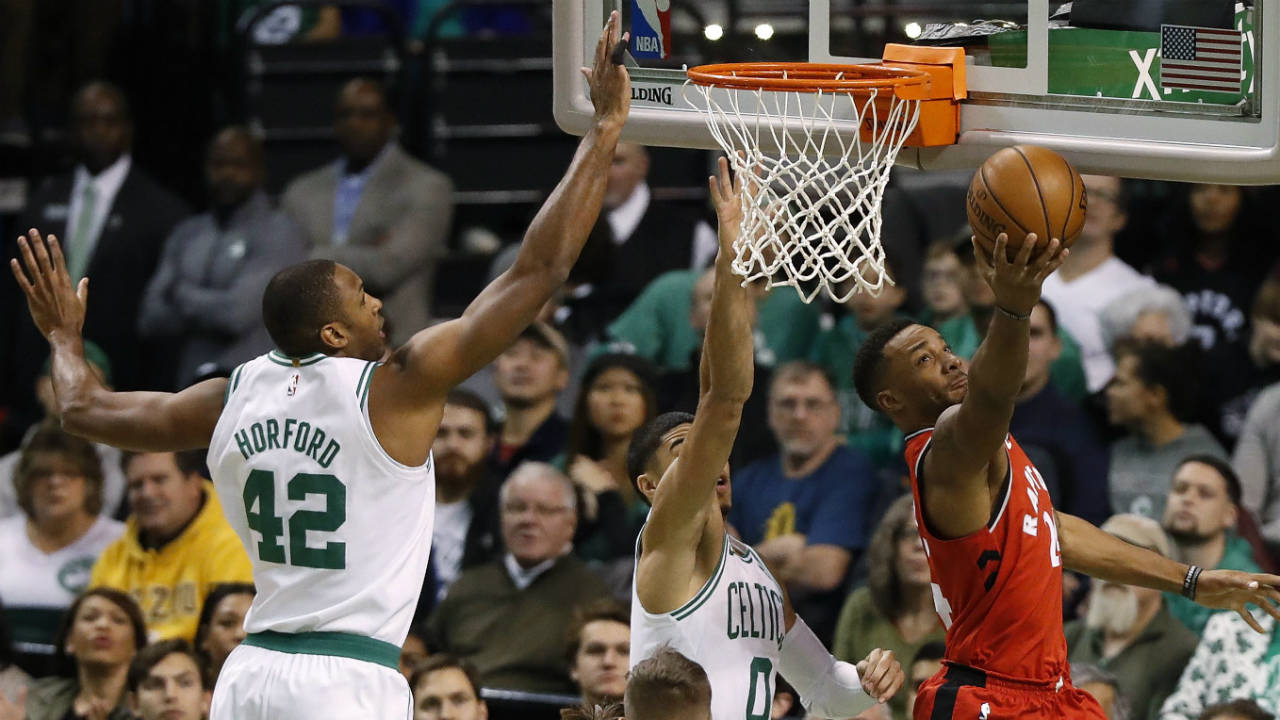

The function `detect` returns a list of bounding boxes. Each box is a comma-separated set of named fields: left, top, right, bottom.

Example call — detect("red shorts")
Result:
left=913, top=663, right=1108, bottom=720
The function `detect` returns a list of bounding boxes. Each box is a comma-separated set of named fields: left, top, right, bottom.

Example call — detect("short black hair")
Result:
left=1176, top=454, right=1243, bottom=506
left=1112, top=340, right=1197, bottom=421
left=194, top=583, right=256, bottom=668
left=626, top=411, right=695, bottom=504
left=1199, top=700, right=1275, bottom=720
left=262, top=260, right=344, bottom=358
left=852, top=317, right=918, bottom=413
left=128, top=638, right=206, bottom=693
left=912, top=640, right=946, bottom=666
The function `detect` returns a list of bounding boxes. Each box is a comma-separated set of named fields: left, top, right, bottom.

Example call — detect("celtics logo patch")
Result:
left=58, top=557, right=95, bottom=594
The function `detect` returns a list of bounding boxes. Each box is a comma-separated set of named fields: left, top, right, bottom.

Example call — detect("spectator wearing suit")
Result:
left=282, top=77, right=453, bottom=344
left=4, top=81, right=187, bottom=429
left=1011, top=301, right=1111, bottom=525
left=138, top=126, right=307, bottom=388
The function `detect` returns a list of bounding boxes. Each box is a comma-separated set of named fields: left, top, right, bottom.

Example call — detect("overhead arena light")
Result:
left=704, top=24, right=724, bottom=41
left=754, top=23, right=774, bottom=40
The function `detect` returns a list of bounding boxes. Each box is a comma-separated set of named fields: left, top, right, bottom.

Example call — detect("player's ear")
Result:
left=319, top=322, right=349, bottom=351
left=636, top=471, right=659, bottom=499
left=876, top=388, right=901, bottom=415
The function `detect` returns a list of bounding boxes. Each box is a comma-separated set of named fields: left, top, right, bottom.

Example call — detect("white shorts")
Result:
left=210, top=643, right=412, bottom=720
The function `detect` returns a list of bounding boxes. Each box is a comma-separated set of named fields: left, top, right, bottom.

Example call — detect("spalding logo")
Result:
left=631, top=0, right=672, bottom=59
left=631, top=85, right=673, bottom=104
left=967, top=188, right=1006, bottom=237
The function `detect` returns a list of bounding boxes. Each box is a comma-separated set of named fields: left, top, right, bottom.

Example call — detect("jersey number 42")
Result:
left=243, top=470, right=347, bottom=569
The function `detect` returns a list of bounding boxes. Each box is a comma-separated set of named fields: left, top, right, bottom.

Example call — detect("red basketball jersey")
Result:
left=905, top=428, right=1070, bottom=684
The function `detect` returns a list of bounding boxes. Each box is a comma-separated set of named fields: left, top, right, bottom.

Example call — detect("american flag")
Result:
left=1160, top=24, right=1243, bottom=93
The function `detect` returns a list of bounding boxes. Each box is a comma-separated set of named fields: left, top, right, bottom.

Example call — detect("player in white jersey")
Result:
left=626, top=159, right=905, bottom=720
left=9, top=16, right=631, bottom=719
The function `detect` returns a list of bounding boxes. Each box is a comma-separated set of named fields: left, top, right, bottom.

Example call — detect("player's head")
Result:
left=127, top=639, right=210, bottom=720
left=262, top=260, right=387, bottom=361
left=1163, top=455, right=1240, bottom=546
left=411, top=654, right=488, bottom=720
left=335, top=77, right=397, bottom=165
left=627, top=411, right=731, bottom=516
left=852, top=318, right=968, bottom=430
left=623, top=647, right=712, bottom=720
left=566, top=598, right=631, bottom=705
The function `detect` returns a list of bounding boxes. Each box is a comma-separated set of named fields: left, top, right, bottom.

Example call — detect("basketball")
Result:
left=966, top=145, right=1087, bottom=256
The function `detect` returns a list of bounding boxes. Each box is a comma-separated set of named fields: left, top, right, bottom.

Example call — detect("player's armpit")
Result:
left=60, top=378, right=227, bottom=452
left=918, top=420, right=1003, bottom=539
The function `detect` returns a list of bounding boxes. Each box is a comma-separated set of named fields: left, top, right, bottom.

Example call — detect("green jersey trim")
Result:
left=672, top=535, right=729, bottom=621
left=355, top=361, right=376, bottom=400
left=358, top=362, right=382, bottom=410
left=267, top=351, right=327, bottom=367
left=223, top=365, right=244, bottom=406
left=242, top=630, right=400, bottom=670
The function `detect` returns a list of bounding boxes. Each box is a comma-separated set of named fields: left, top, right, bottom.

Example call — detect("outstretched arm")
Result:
left=646, top=157, right=755, bottom=544
left=1057, top=510, right=1280, bottom=632
left=382, top=13, right=630, bottom=400
left=10, top=230, right=226, bottom=451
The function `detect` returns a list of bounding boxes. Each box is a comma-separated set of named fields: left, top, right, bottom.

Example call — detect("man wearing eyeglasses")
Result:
left=727, top=361, right=879, bottom=642
left=425, top=461, right=611, bottom=695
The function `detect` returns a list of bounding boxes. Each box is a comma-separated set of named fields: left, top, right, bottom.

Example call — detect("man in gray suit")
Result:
left=282, top=78, right=454, bottom=344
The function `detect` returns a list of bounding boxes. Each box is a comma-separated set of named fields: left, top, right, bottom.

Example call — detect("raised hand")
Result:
left=581, top=11, right=631, bottom=129
left=856, top=648, right=904, bottom=704
left=1194, top=569, right=1280, bottom=633
left=10, top=228, right=89, bottom=341
left=708, top=156, right=744, bottom=257
left=971, top=233, right=1067, bottom=317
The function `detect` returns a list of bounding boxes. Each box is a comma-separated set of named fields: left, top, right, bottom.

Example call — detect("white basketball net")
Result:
left=687, top=79, right=921, bottom=302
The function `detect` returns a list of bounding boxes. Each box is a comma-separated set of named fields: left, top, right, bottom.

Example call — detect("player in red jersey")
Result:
left=851, top=233, right=1280, bottom=719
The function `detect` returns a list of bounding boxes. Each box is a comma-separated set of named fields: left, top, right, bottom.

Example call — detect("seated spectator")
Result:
left=1106, top=341, right=1227, bottom=520
left=425, top=389, right=502, bottom=607
left=623, top=646, right=711, bottom=720
left=1159, top=611, right=1279, bottom=719
left=565, top=599, right=629, bottom=707
left=0, top=603, right=30, bottom=709
left=1099, top=284, right=1194, bottom=352
left=1064, top=514, right=1198, bottom=719
left=941, top=237, right=1090, bottom=402
left=832, top=496, right=944, bottom=720
left=564, top=353, right=657, bottom=564
left=193, top=583, right=254, bottom=686
left=0, top=423, right=124, bottom=674
left=1162, top=456, right=1263, bottom=634
left=4, top=81, right=188, bottom=430
left=282, top=77, right=453, bottom=343
left=918, top=240, right=968, bottom=327
left=1011, top=301, right=1111, bottom=525
left=1072, top=664, right=1131, bottom=720
left=1218, top=277, right=1280, bottom=445
left=906, top=642, right=945, bottom=719
left=731, top=361, right=878, bottom=641
left=427, top=462, right=611, bottom=693
left=606, top=267, right=821, bottom=377
left=125, top=639, right=209, bottom=720
left=24, top=588, right=146, bottom=720
left=1235, top=380, right=1280, bottom=553
left=491, top=323, right=571, bottom=480
left=0, top=343, right=125, bottom=522
left=1042, top=175, right=1154, bottom=393
left=612, top=268, right=783, bottom=468
left=90, top=451, right=253, bottom=640
left=138, top=126, right=307, bottom=388
left=810, top=259, right=916, bottom=475
left=410, top=654, right=488, bottom=720
left=1199, top=700, right=1276, bottom=720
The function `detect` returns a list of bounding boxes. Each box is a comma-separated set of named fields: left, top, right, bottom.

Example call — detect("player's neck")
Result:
left=781, top=437, right=839, bottom=478
left=1139, top=412, right=1184, bottom=447
left=1056, top=236, right=1112, bottom=282
left=501, top=397, right=557, bottom=446
left=27, top=512, right=96, bottom=553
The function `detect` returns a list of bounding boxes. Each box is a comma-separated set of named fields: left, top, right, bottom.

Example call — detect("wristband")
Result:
left=1182, top=565, right=1203, bottom=600
left=995, top=304, right=1031, bottom=321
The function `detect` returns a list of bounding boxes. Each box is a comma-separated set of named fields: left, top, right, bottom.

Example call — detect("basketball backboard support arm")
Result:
left=554, top=0, right=1280, bottom=183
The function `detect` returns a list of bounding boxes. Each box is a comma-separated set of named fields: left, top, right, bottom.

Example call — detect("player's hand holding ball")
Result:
left=856, top=648, right=904, bottom=704
left=972, top=232, right=1067, bottom=319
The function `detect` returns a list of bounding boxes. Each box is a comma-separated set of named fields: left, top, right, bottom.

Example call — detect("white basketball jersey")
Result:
left=631, top=531, right=785, bottom=720
left=208, top=351, right=434, bottom=647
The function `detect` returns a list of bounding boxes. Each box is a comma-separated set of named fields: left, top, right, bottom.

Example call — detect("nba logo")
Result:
left=631, top=0, right=671, bottom=59
left=287, top=373, right=299, bottom=397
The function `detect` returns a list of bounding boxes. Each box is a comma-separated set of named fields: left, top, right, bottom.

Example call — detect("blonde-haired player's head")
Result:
left=623, top=647, right=711, bottom=720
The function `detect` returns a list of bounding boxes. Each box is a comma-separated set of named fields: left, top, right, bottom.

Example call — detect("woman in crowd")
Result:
left=193, top=583, right=255, bottom=686
left=0, top=422, right=124, bottom=676
left=563, top=353, right=658, bottom=563
left=832, top=495, right=945, bottom=720
left=23, top=588, right=146, bottom=720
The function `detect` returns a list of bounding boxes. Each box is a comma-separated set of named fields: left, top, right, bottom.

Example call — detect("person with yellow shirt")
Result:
left=90, top=451, right=252, bottom=641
